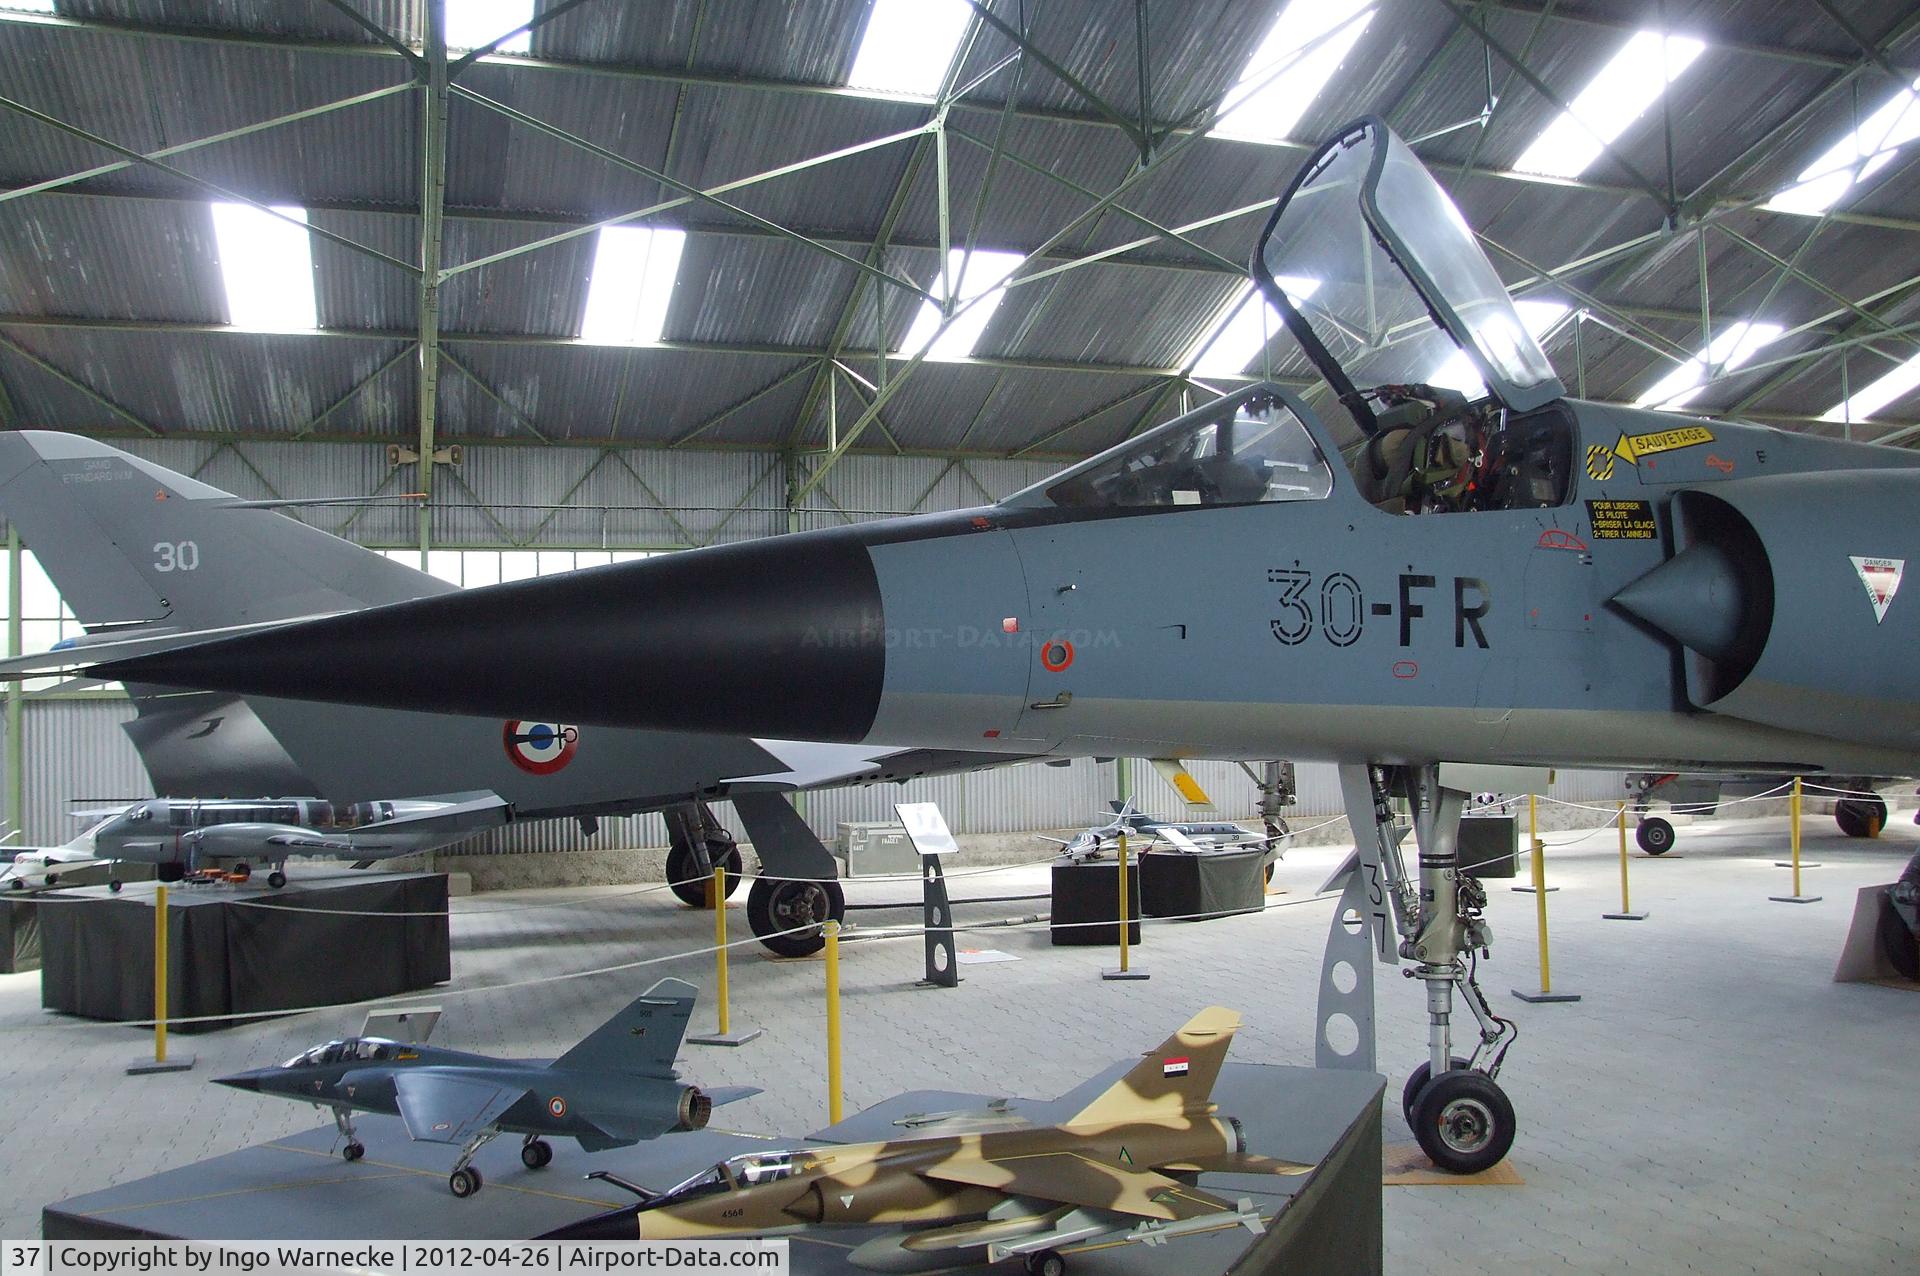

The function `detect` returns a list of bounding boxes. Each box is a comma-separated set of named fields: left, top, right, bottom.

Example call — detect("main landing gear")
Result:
left=747, top=877, right=846, bottom=958
left=521, top=1135, right=553, bottom=1169
left=663, top=802, right=745, bottom=908
left=1350, top=764, right=1520, bottom=1174
left=448, top=1129, right=498, bottom=1197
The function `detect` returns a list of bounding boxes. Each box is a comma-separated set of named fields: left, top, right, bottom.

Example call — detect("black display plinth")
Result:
left=1140, top=847, right=1267, bottom=920
left=1, top=895, right=39, bottom=974
left=1051, top=857, right=1143, bottom=945
left=1459, top=816, right=1518, bottom=879
left=38, top=870, right=449, bottom=1031
left=44, top=1062, right=1386, bottom=1276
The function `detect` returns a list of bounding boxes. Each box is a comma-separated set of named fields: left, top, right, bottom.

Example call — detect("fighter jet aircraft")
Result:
left=49, top=118, right=1920, bottom=1172
left=1, top=828, right=108, bottom=890
left=77, top=791, right=509, bottom=888
left=214, top=977, right=753, bottom=1198
left=1624, top=772, right=1903, bottom=853
left=544, top=1005, right=1308, bottom=1273
left=0, top=431, right=1040, bottom=953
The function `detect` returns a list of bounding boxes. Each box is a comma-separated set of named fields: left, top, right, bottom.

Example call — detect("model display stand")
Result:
left=1137, top=845, right=1267, bottom=920
left=1050, top=857, right=1143, bottom=946
left=0, top=895, right=38, bottom=974
left=38, top=869, right=449, bottom=1031
left=43, top=1062, right=1384, bottom=1276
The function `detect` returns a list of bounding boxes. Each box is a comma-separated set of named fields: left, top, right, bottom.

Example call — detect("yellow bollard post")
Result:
left=128, top=882, right=193, bottom=1073
left=1513, top=793, right=1580, bottom=1002
left=688, top=864, right=761, bottom=1047
left=824, top=919, right=843, bottom=1124
left=1101, top=832, right=1149, bottom=980
left=1771, top=776, right=1822, bottom=903
left=1604, top=801, right=1649, bottom=920
left=154, top=882, right=168, bottom=1064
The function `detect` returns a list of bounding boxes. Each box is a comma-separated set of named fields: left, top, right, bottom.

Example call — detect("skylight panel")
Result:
left=1512, top=31, right=1705, bottom=180
left=209, top=203, right=318, bottom=333
left=1821, top=351, right=1920, bottom=424
left=1635, top=320, right=1782, bottom=410
left=1766, top=78, right=1920, bottom=216
left=0, top=2, right=58, bottom=14
left=1190, top=280, right=1318, bottom=376
left=1211, top=0, right=1376, bottom=142
left=1426, top=301, right=1568, bottom=396
left=579, top=226, right=687, bottom=346
left=444, top=0, right=534, bottom=53
left=900, top=248, right=1025, bottom=361
left=848, top=0, right=972, bottom=96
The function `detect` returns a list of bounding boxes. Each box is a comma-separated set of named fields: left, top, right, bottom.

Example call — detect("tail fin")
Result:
left=1063, top=1006, right=1240, bottom=1127
left=551, top=978, right=696, bottom=1078
left=0, top=431, right=444, bottom=632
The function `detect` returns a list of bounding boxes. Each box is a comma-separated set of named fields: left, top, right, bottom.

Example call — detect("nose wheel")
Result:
left=1409, top=1069, right=1515, bottom=1174
left=449, top=1167, right=483, bottom=1198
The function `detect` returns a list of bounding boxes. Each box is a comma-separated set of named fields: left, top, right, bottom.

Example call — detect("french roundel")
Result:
left=504, top=721, right=579, bottom=775
left=548, top=1096, right=568, bottom=1118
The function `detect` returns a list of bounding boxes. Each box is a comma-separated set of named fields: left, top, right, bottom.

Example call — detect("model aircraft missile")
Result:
left=542, top=1005, right=1308, bottom=1273
left=215, top=977, right=755, bottom=1198
left=34, top=117, right=1920, bottom=1173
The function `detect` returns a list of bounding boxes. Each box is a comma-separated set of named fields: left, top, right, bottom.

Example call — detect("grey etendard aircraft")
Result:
left=0, top=431, right=1048, bottom=953
left=215, top=977, right=754, bottom=1198
left=47, top=119, right=1920, bottom=1171
left=543, top=1005, right=1310, bottom=1274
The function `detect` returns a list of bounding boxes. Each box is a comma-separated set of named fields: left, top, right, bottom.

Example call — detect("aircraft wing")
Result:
left=918, top=1151, right=1235, bottom=1221
left=393, top=1072, right=528, bottom=1145
left=704, top=1086, right=762, bottom=1107
left=0, top=613, right=350, bottom=682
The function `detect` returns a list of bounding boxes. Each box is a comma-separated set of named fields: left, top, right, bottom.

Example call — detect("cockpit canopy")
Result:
left=662, top=1150, right=815, bottom=1200
left=1002, top=387, right=1334, bottom=511
left=1253, top=118, right=1567, bottom=438
left=282, top=1036, right=402, bottom=1068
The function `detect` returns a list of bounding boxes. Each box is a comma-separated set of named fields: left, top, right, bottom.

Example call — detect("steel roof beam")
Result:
left=415, top=0, right=449, bottom=560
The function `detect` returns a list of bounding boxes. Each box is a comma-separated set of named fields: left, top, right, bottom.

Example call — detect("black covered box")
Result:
left=1459, top=816, right=1518, bottom=879
left=0, top=895, right=39, bottom=974
left=38, top=870, right=450, bottom=1031
left=1050, top=858, right=1143, bottom=946
left=1139, top=847, right=1267, bottom=920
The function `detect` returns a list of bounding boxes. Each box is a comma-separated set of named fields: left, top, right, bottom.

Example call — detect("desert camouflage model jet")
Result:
left=52, top=118, right=1920, bottom=1171
left=0, top=431, right=1050, bottom=953
left=545, top=1006, right=1308, bottom=1274
left=215, top=978, right=753, bottom=1198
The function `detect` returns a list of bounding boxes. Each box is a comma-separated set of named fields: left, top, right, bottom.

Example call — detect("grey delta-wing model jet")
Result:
left=215, top=977, right=755, bottom=1198
left=55, top=119, right=1920, bottom=1172
left=0, top=432, right=1041, bottom=953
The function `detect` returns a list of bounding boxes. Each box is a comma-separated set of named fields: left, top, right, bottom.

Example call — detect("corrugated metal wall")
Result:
left=3, top=437, right=1626, bottom=852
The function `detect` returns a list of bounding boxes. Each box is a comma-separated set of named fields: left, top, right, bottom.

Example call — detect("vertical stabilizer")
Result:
left=551, top=978, right=696, bottom=1077
left=1063, top=1006, right=1241, bottom=1126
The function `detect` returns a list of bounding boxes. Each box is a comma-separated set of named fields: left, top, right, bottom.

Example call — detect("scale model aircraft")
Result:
left=0, top=828, right=108, bottom=890
left=544, top=1006, right=1309, bottom=1274
left=45, top=118, right=1920, bottom=1173
left=215, top=977, right=753, bottom=1198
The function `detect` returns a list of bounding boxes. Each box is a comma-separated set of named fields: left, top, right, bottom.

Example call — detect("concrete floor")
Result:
left=1, top=806, right=1915, bottom=1273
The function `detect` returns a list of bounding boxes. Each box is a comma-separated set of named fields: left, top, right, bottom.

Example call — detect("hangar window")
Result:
left=580, top=226, right=686, bottom=346
left=1190, top=280, right=1319, bottom=379
left=1513, top=31, right=1705, bottom=179
left=445, top=1, right=535, bottom=54
left=209, top=203, right=318, bottom=333
left=1768, top=74, right=1920, bottom=216
left=847, top=0, right=971, bottom=96
left=900, top=248, right=1025, bottom=362
left=1211, top=0, right=1377, bottom=143
left=1637, top=321, right=1783, bottom=412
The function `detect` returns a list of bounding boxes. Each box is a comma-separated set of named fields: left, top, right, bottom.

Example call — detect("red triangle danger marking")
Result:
left=1850, top=556, right=1905, bottom=624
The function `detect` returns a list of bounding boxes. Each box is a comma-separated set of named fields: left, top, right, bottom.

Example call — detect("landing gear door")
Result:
left=1251, top=117, right=1567, bottom=436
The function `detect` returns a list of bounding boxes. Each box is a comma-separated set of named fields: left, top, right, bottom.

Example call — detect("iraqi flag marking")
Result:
left=1163, top=1057, right=1190, bottom=1077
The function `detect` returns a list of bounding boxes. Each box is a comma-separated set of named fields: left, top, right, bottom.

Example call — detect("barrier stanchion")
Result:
left=1511, top=789, right=1558, bottom=893
left=1101, top=832, right=1148, bottom=981
left=1514, top=794, right=1580, bottom=1003
left=128, top=883, right=193, bottom=1074
left=689, top=865, right=762, bottom=1046
left=1771, top=777, right=1823, bottom=903
left=1604, top=801, right=1649, bottom=921
left=824, top=919, right=844, bottom=1124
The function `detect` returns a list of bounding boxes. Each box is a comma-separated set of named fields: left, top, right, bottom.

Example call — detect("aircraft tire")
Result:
left=231, top=862, right=252, bottom=881
left=1635, top=817, right=1675, bottom=855
left=666, top=842, right=745, bottom=908
left=1400, top=1057, right=1471, bottom=1127
left=1835, top=797, right=1886, bottom=839
left=267, top=870, right=288, bottom=889
left=109, top=879, right=123, bottom=893
left=748, top=877, right=845, bottom=958
left=44, top=874, right=58, bottom=887
left=1024, top=1251, right=1066, bottom=1276
left=449, top=1167, right=481, bottom=1198
left=522, top=1139, right=553, bottom=1170
left=6, top=879, right=19, bottom=891
left=1411, top=1070, right=1515, bottom=1175
left=157, top=862, right=186, bottom=883
left=343, top=1141, right=365, bottom=1162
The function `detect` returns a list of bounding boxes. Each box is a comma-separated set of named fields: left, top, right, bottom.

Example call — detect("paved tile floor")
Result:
left=1, top=807, right=1915, bottom=1273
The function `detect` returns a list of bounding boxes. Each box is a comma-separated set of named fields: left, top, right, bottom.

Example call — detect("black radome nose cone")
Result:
left=538, top=1206, right=640, bottom=1241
